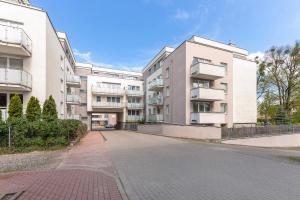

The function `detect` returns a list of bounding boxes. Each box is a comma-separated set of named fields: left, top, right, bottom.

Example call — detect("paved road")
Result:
left=103, top=131, right=300, bottom=200
left=0, top=132, right=123, bottom=200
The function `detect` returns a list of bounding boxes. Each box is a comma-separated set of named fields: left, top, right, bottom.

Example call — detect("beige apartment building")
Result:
left=143, top=36, right=257, bottom=128
left=0, top=0, right=80, bottom=120
left=75, top=63, right=144, bottom=130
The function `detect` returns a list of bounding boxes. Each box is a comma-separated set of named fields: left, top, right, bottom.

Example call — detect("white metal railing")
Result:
left=148, top=95, right=163, bottom=105
left=66, top=75, right=81, bottom=85
left=66, top=94, right=81, bottom=104
left=66, top=114, right=80, bottom=120
left=0, top=68, right=32, bottom=89
left=92, top=101, right=125, bottom=108
left=148, top=79, right=163, bottom=90
left=148, top=114, right=163, bottom=122
left=127, top=102, right=144, bottom=109
left=92, top=85, right=125, bottom=95
left=0, top=24, right=32, bottom=53
left=127, top=115, right=144, bottom=122
left=126, top=89, right=144, bottom=96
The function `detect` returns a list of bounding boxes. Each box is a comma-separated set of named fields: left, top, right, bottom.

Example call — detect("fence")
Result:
left=222, top=125, right=300, bottom=139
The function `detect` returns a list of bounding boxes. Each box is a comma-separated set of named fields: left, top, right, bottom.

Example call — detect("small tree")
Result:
left=26, top=96, right=41, bottom=122
left=42, top=95, right=58, bottom=121
left=8, top=95, right=23, bottom=120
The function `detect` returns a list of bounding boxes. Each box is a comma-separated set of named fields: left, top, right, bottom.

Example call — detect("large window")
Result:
left=128, top=110, right=140, bottom=116
left=192, top=57, right=212, bottom=65
left=0, top=57, right=23, bottom=69
left=128, top=85, right=140, bottom=91
left=221, top=83, right=228, bottom=93
left=107, top=97, right=120, bottom=103
left=128, top=97, right=140, bottom=103
left=192, top=102, right=211, bottom=113
left=0, top=93, right=7, bottom=107
left=221, top=103, right=227, bottom=113
left=97, top=82, right=121, bottom=89
left=192, top=79, right=211, bottom=89
left=96, top=96, right=101, bottom=102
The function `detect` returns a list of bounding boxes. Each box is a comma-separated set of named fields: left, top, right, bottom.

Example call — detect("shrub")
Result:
left=42, top=95, right=58, bottom=121
left=0, top=109, right=2, bottom=121
left=10, top=117, right=29, bottom=147
left=26, top=96, right=41, bottom=122
left=0, top=121, right=8, bottom=147
left=8, top=95, right=23, bottom=121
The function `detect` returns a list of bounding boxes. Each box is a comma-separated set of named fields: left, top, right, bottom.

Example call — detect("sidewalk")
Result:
left=0, top=132, right=123, bottom=200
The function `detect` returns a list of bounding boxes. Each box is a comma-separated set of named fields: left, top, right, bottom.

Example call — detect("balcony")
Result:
left=126, top=89, right=144, bottom=96
left=148, top=114, right=163, bottom=123
left=127, top=115, right=144, bottom=122
left=190, top=112, right=225, bottom=124
left=191, top=62, right=225, bottom=80
left=66, top=94, right=81, bottom=105
left=191, top=87, right=225, bottom=101
left=0, top=68, right=32, bottom=91
left=92, top=85, right=125, bottom=96
left=66, top=75, right=81, bottom=88
left=0, top=24, right=32, bottom=56
left=148, top=79, right=164, bottom=91
left=92, top=101, right=125, bottom=109
left=127, top=102, right=144, bottom=109
left=66, top=114, right=81, bottom=120
left=148, top=96, right=163, bottom=106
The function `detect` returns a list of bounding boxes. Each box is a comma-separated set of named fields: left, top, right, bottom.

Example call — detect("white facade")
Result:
left=0, top=0, right=79, bottom=120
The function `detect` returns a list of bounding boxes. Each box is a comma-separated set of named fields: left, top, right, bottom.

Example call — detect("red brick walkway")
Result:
left=0, top=132, right=123, bottom=200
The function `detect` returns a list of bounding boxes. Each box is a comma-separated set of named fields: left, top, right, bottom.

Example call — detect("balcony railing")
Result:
left=148, top=96, right=163, bottom=105
left=66, top=75, right=81, bottom=87
left=0, top=24, right=32, bottom=56
left=191, top=62, right=225, bottom=80
left=148, top=114, right=163, bottom=122
left=126, top=89, right=144, bottom=96
left=127, top=102, right=144, bottom=109
left=66, top=114, right=81, bottom=120
left=190, top=112, right=225, bottom=124
left=127, top=115, right=144, bottom=122
left=92, top=85, right=125, bottom=95
left=0, top=68, right=32, bottom=91
left=66, top=94, right=81, bottom=105
left=148, top=79, right=164, bottom=91
left=191, top=87, right=225, bottom=101
left=92, top=101, right=125, bottom=108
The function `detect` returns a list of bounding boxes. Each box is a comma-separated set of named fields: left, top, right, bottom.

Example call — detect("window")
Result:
left=192, top=102, right=211, bottom=113
left=0, top=57, right=7, bottom=68
left=221, top=103, right=227, bottom=113
left=80, top=76, right=87, bottom=80
left=192, top=57, right=212, bottom=65
left=100, top=82, right=121, bottom=89
left=166, top=86, right=170, bottom=97
left=166, top=104, right=169, bottom=115
left=107, top=97, right=120, bottom=103
left=128, top=97, right=140, bottom=103
left=80, top=89, right=87, bottom=93
left=220, top=62, right=228, bottom=74
left=96, top=96, right=101, bottom=102
left=128, top=85, right=140, bottom=91
left=128, top=110, right=140, bottom=116
left=166, top=67, right=170, bottom=78
left=221, top=83, right=228, bottom=93
left=192, top=79, right=211, bottom=89
left=0, top=93, right=7, bottom=107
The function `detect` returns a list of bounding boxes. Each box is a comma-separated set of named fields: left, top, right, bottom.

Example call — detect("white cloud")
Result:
left=248, top=51, right=264, bottom=61
left=173, top=9, right=190, bottom=20
left=73, top=49, right=143, bottom=72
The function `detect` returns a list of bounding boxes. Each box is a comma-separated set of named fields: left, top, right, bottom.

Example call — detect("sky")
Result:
left=31, top=0, right=300, bottom=71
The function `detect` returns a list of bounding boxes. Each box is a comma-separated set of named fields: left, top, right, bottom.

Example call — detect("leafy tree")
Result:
left=26, top=96, right=41, bottom=122
left=273, top=106, right=289, bottom=125
left=42, top=95, right=58, bottom=121
left=8, top=95, right=23, bottom=120
left=259, top=42, right=300, bottom=115
left=258, top=91, right=277, bottom=123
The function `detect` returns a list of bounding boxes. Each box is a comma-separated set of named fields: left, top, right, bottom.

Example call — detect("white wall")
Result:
left=232, top=58, right=257, bottom=124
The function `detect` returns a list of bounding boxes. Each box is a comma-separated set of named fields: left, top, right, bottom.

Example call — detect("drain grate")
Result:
left=0, top=191, right=24, bottom=200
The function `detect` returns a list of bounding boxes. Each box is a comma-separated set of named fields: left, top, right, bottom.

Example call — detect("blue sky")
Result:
left=31, top=0, right=300, bottom=71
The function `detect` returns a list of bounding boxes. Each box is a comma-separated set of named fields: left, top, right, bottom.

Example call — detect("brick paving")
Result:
left=104, top=130, right=300, bottom=200
left=0, top=132, right=123, bottom=200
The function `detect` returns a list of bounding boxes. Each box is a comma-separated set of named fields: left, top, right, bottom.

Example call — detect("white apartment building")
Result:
left=143, top=36, right=257, bottom=128
left=0, top=0, right=80, bottom=120
left=75, top=63, right=144, bottom=130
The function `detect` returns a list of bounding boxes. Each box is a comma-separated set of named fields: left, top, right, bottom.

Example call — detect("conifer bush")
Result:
left=42, top=95, right=58, bottom=121
left=8, top=95, right=23, bottom=121
left=26, top=96, right=41, bottom=122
